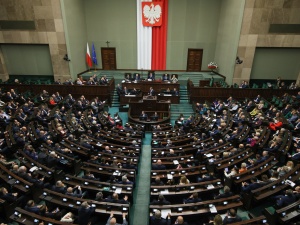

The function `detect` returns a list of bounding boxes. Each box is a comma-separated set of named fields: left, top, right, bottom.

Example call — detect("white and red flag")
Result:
left=86, top=42, right=92, bottom=68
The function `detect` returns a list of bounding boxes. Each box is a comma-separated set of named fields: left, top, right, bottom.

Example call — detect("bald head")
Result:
left=177, top=216, right=184, bottom=224
left=109, top=217, right=116, bottom=225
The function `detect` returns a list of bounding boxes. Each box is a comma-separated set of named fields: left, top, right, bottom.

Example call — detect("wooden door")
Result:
left=101, top=48, right=117, bottom=70
left=186, top=49, right=203, bottom=72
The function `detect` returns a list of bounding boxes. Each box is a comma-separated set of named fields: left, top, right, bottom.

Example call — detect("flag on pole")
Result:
left=92, top=43, right=98, bottom=65
left=86, top=43, right=92, bottom=68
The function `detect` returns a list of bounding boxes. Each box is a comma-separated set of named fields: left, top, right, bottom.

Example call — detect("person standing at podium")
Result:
left=149, top=87, right=155, bottom=96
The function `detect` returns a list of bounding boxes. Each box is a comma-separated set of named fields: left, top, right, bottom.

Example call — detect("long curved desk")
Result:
left=128, top=96, right=171, bottom=131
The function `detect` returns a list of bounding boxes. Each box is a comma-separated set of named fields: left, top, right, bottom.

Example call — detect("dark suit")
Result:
left=183, top=197, right=202, bottom=204
left=152, top=164, right=166, bottom=170
left=0, top=193, right=17, bottom=203
left=149, top=89, right=155, bottom=96
left=291, top=152, right=300, bottom=161
left=276, top=194, right=297, bottom=208
left=78, top=206, right=95, bottom=225
left=52, top=185, right=66, bottom=194
left=150, top=199, right=171, bottom=205
left=223, top=216, right=242, bottom=224
left=242, top=182, right=261, bottom=193
left=24, top=205, right=40, bottom=214
left=150, top=216, right=171, bottom=225
left=215, top=192, right=234, bottom=199
left=47, top=156, right=60, bottom=168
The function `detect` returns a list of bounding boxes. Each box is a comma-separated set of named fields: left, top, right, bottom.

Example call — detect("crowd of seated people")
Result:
left=1, top=83, right=300, bottom=225
left=0, top=87, right=137, bottom=224
left=148, top=92, right=300, bottom=225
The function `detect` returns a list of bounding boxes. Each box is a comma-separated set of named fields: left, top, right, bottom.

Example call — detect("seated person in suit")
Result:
left=78, top=201, right=96, bottom=225
left=119, top=175, right=134, bottom=185
left=214, top=186, right=234, bottom=199
left=65, top=186, right=86, bottom=198
left=164, top=88, right=171, bottom=94
left=150, top=194, right=170, bottom=205
left=0, top=187, right=18, bottom=203
left=130, top=88, right=138, bottom=95
left=172, top=88, right=179, bottom=96
left=106, top=212, right=128, bottom=225
left=171, top=74, right=178, bottom=83
left=183, top=192, right=202, bottom=204
left=52, top=180, right=67, bottom=194
left=140, top=111, right=148, bottom=120
left=124, top=73, right=131, bottom=82
left=275, top=189, right=297, bottom=208
left=223, top=208, right=242, bottom=224
left=148, top=72, right=155, bottom=81
left=104, top=193, right=129, bottom=204
left=162, top=74, right=169, bottom=81
left=150, top=210, right=171, bottom=225
left=288, top=147, right=300, bottom=161
left=152, top=159, right=166, bottom=170
left=24, top=200, right=43, bottom=214
left=134, top=73, right=140, bottom=81
left=241, top=177, right=261, bottom=193
left=173, top=216, right=188, bottom=225
left=151, top=112, right=159, bottom=121
left=152, top=176, right=164, bottom=186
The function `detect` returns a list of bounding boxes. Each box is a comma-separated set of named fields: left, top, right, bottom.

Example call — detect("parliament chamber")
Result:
left=0, top=75, right=299, bottom=225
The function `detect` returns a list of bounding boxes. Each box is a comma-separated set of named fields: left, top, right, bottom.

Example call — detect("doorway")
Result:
left=186, top=48, right=203, bottom=72
left=101, top=47, right=117, bottom=70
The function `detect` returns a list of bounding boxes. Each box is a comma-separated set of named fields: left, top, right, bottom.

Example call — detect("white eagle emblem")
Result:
left=143, top=3, right=162, bottom=25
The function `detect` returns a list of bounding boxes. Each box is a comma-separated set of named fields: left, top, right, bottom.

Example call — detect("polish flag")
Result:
left=86, top=43, right=92, bottom=68
left=137, top=0, right=168, bottom=71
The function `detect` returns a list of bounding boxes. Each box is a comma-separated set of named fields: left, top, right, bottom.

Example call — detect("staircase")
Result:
left=170, top=85, right=194, bottom=124
left=111, top=89, right=120, bottom=108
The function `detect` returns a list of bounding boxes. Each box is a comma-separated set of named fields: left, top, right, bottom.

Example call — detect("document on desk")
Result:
left=173, top=160, right=179, bottom=165
left=205, top=153, right=213, bottom=158
left=167, top=174, right=173, bottom=180
left=285, top=179, right=296, bottom=187
left=29, top=166, right=38, bottom=172
left=207, top=184, right=215, bottom=189
left=115, top=188, right=122, bottom=194
left=113, top=172, right=121, bottom=176
left=161, top=209, right=171, bottom=219
left=209, top=205, right=217, bottom=213
left=160, top=189, right=169, bottom=195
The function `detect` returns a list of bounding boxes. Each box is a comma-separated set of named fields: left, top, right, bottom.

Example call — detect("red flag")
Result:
left=86, top=43, right=92, bottom=68
left=142, top=2, right=163, bottom=26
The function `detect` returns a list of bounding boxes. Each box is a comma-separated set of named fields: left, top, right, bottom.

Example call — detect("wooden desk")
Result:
left=10, top=207, right=78, bottom=225
left=128, top=99, right=171, bottom=131
left=122, top=81, right=179, bottom=94
left=120, top=93, right=180, bottom=104
left=149, top=195, right=242, bottom=217
left=120, top=93, right=143, bottom=105
left=0, top=79, right=115, bottom=105
left=41, top=189, right=129, bottom=216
